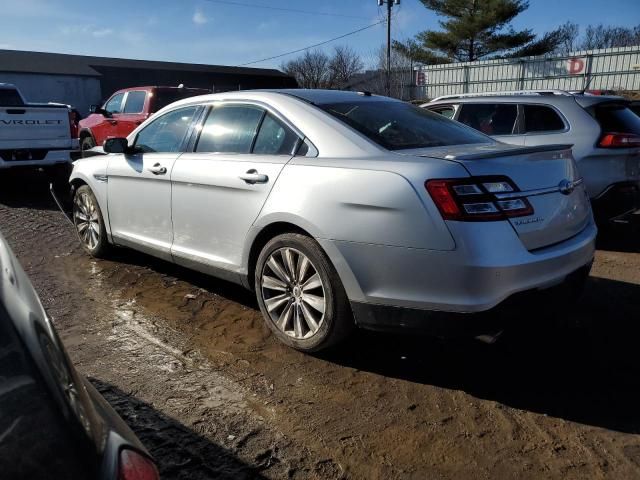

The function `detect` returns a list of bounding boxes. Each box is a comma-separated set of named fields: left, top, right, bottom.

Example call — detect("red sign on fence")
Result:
left=416, top=70, right=427, bottom=86
left=567, top=58, right=587, bottom=75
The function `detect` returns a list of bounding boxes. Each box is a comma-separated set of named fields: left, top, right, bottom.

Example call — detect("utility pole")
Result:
left=378, top=0, right=400, bottom=96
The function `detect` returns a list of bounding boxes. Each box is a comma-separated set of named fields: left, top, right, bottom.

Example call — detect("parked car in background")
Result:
left=78, top=85, right=211, bottom=154
left=423, top=90, right=640, bottom=223
left=0, top=83, right=78, bottom=172
left=62, top=90, right=596, bottom=352
left=0, top=231, right=158, bottom=480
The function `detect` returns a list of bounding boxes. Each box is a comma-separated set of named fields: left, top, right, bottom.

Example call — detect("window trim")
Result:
left=121, top=90, right=148, bottom=115
left=520, top=102, right=570, bottom=136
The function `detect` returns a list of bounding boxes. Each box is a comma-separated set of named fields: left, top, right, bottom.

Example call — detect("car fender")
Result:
left=69, top=159, right=112, bottom=238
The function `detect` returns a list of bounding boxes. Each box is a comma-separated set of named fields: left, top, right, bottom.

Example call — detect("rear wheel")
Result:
left=80, top=136, right=96, bottom=157
left=255, top=233, right=353, bottom=352
left=73, top=185, right=110, bottom=257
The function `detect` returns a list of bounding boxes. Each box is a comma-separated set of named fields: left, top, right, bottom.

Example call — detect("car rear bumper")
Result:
left=322, top=218, right=596, bottom=324
left=0, top=148, right=75, bottom=168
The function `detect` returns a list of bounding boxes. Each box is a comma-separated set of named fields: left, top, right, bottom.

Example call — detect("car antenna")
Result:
left=580, top=74, right=594, bottom=96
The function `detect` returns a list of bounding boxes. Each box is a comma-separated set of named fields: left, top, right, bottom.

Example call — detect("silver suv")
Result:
left=423, top=91, right=640, bottom=223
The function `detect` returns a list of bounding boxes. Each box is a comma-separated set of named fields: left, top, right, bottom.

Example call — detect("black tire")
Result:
left=80, top=135, right=96, bottom=158
left=72, top=185, right=110, bottom=258
left=255, top=233, right=353, bottom=352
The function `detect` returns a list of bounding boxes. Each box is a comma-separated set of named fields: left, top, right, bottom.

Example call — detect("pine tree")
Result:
left=395, top=0, right=565, bottom=64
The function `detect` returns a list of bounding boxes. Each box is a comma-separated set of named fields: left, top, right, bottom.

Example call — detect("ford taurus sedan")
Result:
left=65, top=90, right=596, bottom=352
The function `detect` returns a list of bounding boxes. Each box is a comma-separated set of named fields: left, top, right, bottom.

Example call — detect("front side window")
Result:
left=523, top=105, right=565, bottom=133
left=253, top=113, right=299, bottom=155
left=104, top=93, right=125, bottom=114
left=196, top=105, right=264, bottom=153
left=458, top=103, right=518, bottom=136
left=134, top=106, right=198, bottom=153
left=318, top=100, right=489, bottom=150
left=123, top=91, right=147, bottom=114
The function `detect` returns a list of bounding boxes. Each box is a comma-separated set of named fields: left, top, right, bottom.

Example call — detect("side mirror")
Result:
left=103, top=137, right=129, bottom=154
left=89, top=104, right=98, bottom=113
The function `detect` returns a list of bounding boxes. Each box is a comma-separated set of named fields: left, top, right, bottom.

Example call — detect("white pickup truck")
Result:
left=0, top=83, right=78, bottom=170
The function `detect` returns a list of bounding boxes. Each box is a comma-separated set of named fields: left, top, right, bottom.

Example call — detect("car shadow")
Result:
left=0, top=168, right=63, bottom=211
left=321, top=275, right=640, bottom=434
left=90, top=379, right=268, bottom=480
left=596, top=222, right=640, bottom=253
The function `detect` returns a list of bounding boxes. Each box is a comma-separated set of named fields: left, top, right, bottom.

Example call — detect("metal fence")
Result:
left=413, top=46, right=640, bottom=100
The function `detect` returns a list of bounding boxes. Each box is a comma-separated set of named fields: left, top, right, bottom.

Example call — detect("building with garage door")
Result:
left=0, top=49, right=297, bottom=116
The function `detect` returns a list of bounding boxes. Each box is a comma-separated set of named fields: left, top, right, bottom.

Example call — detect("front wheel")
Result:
left=73, top=185, right=110, bottom=257
left=255, top=233, right=353, bottom=352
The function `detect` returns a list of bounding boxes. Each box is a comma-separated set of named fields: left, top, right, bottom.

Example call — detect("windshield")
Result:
left=317, top=100, right=490, bottom=150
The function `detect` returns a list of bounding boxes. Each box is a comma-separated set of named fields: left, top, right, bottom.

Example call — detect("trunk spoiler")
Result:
left=442, top=144, right=574, bottom=161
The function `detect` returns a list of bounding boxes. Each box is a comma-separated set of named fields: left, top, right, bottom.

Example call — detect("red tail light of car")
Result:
left=598, top=132, right=640, bottom=148
left=426, top=176, right=533, bottom=221
left=118, top=449, right=159, bottom=480
left=68, top=110, right=78, bottom=139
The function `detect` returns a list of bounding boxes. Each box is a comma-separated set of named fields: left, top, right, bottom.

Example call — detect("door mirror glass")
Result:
left=103, top=137, right=129, bottom=154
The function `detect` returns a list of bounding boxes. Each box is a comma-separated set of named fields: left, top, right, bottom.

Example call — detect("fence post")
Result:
left=463, top=65, right=470, bottom=93
left=518, top=60, right=526, bottom=90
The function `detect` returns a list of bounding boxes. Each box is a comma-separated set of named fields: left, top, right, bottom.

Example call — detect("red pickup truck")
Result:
left=78, top=85, right=210, bottom=153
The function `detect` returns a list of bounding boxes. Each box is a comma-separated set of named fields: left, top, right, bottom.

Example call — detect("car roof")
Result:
left=269, top=89, right=396, bottom=104
left=426, top=93, right=627, bottom=108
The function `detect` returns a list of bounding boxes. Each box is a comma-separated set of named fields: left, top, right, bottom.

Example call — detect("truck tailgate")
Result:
left=0, top=106, right=72, bottom=149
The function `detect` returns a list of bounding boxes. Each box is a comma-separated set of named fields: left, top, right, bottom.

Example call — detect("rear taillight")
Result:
left=118, top=449, right=159, bottom=480
left=426, top=176, right=533, bottom=221
left=598, top=132, right=640, bottom=148
left=68, top=110, right=78, bottom=139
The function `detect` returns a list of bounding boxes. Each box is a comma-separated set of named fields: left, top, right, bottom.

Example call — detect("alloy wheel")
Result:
left=260, top=247, right=327, bottom=339
left=74, top=192, right=100, bottom=250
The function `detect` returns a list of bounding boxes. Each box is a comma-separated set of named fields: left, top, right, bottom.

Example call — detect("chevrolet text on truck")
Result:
left=0, top=83, right=78, bottom=170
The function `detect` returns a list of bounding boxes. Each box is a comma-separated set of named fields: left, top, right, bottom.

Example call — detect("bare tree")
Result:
left=329, top=46, right=364, bottom=88
left=281, top=46, right=364, bottom=89
left=362, top=45, right=415, bottom=100
left=553, top=22, right=580, bottom=56
left=580, top=24, right=640, bottom=50
left=281, top=50, right=331, bottom=89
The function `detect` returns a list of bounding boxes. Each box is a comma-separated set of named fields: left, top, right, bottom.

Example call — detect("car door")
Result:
left=170, top=103, right=301, bottom=277
left=456, top=103, right=525, bottom=145
left=117, top=90, right=149, bottom=138
left=92, top=92, right=125, bottom=146
left=107, top=105, right=200, bottom=260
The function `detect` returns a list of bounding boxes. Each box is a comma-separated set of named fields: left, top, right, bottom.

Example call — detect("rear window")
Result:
left=317, top=100, right=488, bottom=150
left=0, top=88, right=24, bottom=106
left=153, top=89, right=210, bottom=112
left=458, top=103, right=518, bottom=136
left=592, top=103, right=640, bottom=134
left=523, top=105, right=565, bottom=133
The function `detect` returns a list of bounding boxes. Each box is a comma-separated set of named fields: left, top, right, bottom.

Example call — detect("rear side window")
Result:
left=135, top=106, right=198, bottom=153
left=458, top=104, right=518, bottom=136
left=0, top=89, right=24, bottom=106
left=253, top=113, right=299, bottom=155
left=196, top=105, right=263, bottom=153
left=523, top=105, right=565, bottom=133
left=123, top=91, right=146, bottom=114
left=104, top=93, right=125, bottom=114
left=592, top=103, right=640, bottom=134
left=318, top=100, right=488, bottom=150
left=429, top=105, right=456, bottom=119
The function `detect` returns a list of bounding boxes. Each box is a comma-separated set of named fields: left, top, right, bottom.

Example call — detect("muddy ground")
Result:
left=1, top=169, right=640, bottom=479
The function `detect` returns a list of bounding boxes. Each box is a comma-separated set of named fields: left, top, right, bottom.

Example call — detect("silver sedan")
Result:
left=68, top=90, right=596, bottom=351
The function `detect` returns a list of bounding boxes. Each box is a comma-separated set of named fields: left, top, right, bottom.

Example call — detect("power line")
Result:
left=202, top=0, right=368, bottom=19
left=238, top=20, right=385, bottom=66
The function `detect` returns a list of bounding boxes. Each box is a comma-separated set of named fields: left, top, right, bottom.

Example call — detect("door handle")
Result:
left=148, top=163, right=167, bottom=175
left=239, top=169, right=268, bottom=184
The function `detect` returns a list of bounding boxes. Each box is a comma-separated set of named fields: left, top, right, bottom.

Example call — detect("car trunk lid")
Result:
left=400, top=143, right=592, bottom=250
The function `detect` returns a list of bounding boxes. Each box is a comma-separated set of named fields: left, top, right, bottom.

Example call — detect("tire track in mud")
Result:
left=2, top=182, right=640, bottom=479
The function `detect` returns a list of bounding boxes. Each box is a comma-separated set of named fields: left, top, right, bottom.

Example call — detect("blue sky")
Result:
left=1, top=0, right=639, bottom=70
